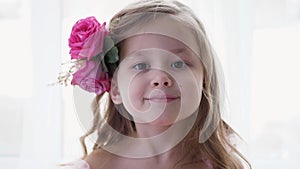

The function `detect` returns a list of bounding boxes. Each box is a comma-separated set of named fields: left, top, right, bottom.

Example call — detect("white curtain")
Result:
left=17, top=0, right=62, bottom=168
left=186, top=0, right=254, bottom=142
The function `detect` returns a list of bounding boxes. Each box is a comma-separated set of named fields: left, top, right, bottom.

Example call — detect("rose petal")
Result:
left=71, top=61, right=110, bottom=95
left=68, top=16, right=109, bottom=60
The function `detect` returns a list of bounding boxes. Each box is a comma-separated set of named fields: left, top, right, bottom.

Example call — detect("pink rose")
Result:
left=68, top=16, right=109, bottom=60
left=71, top=61, right=111, bottom=95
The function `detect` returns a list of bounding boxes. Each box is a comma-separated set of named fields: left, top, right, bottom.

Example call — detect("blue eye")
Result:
left=133, top=63, right=150, bottom=70
left=171, top=61, right=187, bottom=69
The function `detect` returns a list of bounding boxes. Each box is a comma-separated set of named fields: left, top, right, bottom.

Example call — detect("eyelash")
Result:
left=171, top=61, right=188, bottom=68
left=133, top=63, right=150, bottom=70
left=132, top=61, right=190, bottom=70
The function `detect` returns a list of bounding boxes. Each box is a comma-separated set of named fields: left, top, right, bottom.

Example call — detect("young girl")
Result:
left=59, top=0, right=251, bottom=168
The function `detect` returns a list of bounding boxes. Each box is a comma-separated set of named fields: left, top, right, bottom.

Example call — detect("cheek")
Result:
left=128, top=76, right=147, bottom=101
left=118, top=73, right=150, bottom=112
left=182, top=76, right=203, bottom=98
left=173, top=72, right=203, bottom=120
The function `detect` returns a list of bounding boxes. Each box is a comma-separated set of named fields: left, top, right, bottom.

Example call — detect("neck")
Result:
left=102, top=113, right=197, bottom=159
left=134, top=123, right=171, bottom=138
left=133, top=113, right=197, bottom=159
left=145, top=142, right=183, bottom=165
left=133, top=125, right=184, bottom=165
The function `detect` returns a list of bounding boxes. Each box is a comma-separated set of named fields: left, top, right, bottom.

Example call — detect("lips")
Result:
left=145, top=94, right=179, bottom=103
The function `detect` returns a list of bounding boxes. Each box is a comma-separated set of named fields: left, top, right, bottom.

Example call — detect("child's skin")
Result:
left=85, top=23, right=206, bottom=169
left=114, top=34, right=204, bottom=135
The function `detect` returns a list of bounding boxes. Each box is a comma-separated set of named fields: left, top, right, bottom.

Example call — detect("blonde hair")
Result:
left=80, top=0, right=251, bottom=168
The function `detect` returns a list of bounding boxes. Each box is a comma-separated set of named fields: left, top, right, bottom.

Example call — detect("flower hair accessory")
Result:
left=57, top=16, right=119, bottom=95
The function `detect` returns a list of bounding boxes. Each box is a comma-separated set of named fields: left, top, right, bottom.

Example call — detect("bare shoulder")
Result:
left=84, top=149, right=117, bottom=169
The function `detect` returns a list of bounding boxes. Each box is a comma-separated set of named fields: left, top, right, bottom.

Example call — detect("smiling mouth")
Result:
left=145, top=95, right=180, bottom=103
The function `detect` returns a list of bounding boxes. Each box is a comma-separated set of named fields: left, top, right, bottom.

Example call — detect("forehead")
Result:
left=120, top=34, right=189, bottom=57
left=117, top=14, right=200, bottom=57
left=119, top=34, right=202, bottom=66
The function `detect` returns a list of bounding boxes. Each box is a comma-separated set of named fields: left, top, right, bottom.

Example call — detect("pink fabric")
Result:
left=60, top=159, right=90, bottom=169
left=59, top=158, right=213, bottom=169
left=204, top=158, right=214, bottom=169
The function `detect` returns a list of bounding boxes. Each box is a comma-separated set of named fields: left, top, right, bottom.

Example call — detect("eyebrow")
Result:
left=169, top=48, right=187, bottom=54
left=130, top=47, right=187, bottom=55
left=126, top=47, right=191, bottom=60
left=170, top=47, right=195, bottom=61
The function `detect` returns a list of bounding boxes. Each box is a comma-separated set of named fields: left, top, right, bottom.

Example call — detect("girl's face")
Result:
left=111, top=34, right=204, bottom=126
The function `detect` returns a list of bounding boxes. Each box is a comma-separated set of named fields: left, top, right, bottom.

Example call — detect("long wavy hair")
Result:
left=79, top=0, right=251, bottom=168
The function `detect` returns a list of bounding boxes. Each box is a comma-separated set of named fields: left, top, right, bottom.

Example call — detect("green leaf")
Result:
left=101, top=60, right=108, bottom=72
left=103, top=36, right=115, bottom=54
left=106, top=47, right=119, bottom=63
left=93, top=52, right=104, bottom=62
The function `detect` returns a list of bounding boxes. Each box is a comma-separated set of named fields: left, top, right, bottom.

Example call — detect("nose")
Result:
left=150, top=70, right=173, bottom=88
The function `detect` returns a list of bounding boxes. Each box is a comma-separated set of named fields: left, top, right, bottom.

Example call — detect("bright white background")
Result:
left=0, top=0, right=300, bottom=168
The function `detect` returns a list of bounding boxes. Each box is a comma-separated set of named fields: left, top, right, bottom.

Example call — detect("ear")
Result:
left=109, top=77, right=123, bottom=104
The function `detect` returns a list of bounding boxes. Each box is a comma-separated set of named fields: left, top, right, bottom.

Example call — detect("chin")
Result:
left=149, top=116, right=178, bottom=127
